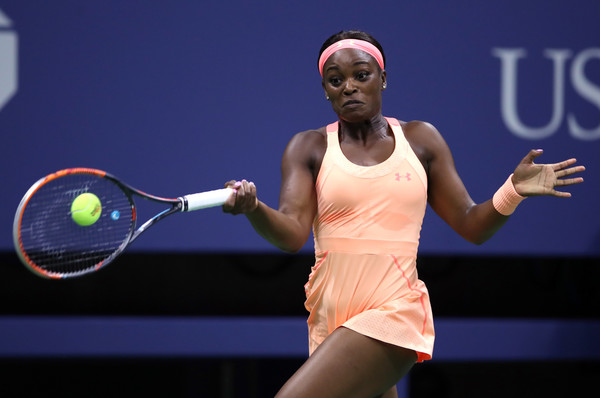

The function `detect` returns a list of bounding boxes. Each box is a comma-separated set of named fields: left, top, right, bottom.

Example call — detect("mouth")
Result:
left=342, top=100, right=364, bottom=107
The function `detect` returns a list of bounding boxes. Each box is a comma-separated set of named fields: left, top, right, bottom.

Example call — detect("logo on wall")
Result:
left=493, top=48, right=600, bottom=141
left=0, top=8, right=17, bottom=112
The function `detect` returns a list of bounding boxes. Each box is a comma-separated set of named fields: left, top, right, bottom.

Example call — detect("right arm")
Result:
left=223, top=130, right=324, bottom=252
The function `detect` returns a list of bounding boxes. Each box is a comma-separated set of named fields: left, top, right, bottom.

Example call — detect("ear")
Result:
left=322, top=80, right=330, bottom=100
left=381, top=70, right=387, bottom=90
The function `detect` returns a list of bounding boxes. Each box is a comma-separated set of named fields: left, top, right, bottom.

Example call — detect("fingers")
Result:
left=223, top=180, right=238, bottom=209
left=554, top=160, right=585, bottom=188
left=550, top=190, right=572, bottom=198
left=222, top=179, right=259, bottom=214
left=513, top=151, right=585, bottom=198
left=551, top=158, right=579, bottom=171
left=521, top=148, right=544, bottom=164
left=555, top=176, right=585, bottom=187
left=224, top=180, right=238, bottom=188
left=550, top=161, right=585, bottom=197
left=555, top=165, right=586, bottom=179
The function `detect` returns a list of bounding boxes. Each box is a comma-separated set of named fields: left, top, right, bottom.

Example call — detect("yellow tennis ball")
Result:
left=71, top=193, right=102, bottom=226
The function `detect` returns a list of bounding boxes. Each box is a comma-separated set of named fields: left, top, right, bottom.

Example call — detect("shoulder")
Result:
left=285, top=127, right=327, bottom=157
left=398, top=120, right=452, bottom=171
left=282, top=127, right=328, bottom=175
left=289, top=127, right=327, bottom=146
left=400, top=120, right=443, bottom=142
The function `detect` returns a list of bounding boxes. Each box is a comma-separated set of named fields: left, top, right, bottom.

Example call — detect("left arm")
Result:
left=404, top=122, right=585, bottom=245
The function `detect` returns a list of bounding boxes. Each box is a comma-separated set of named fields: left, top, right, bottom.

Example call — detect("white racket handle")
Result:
left=181, top=188, right=234, bottom=211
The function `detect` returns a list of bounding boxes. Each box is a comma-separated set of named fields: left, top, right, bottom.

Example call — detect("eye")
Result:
left=356, top=71, right=370, bottom=81
left=328, top=76, right=342, bottom=86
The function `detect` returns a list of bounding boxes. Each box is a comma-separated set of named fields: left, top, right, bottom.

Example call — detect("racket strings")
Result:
left=17, top=174, right=134, bottom=277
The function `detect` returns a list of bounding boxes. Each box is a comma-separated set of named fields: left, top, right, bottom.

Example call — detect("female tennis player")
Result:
left=223, top=30, right=585, bottom=398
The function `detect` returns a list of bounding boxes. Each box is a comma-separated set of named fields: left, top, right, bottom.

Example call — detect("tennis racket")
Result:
left=13, top=168, right=234, bottom=279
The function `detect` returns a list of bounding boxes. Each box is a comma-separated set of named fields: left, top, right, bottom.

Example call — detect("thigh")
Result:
left=275, top=327, right=417, bottom=398
left=378, top=386, right=398, bottom=398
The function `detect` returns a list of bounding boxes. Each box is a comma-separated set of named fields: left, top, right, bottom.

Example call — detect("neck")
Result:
left=338, top=114, right=388, bottom=143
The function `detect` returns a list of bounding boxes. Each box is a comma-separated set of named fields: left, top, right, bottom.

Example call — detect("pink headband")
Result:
left=318, top=39, right=385, bottom=77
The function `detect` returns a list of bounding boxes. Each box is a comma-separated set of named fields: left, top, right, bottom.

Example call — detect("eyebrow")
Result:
left=325, top=60, right=372, bottom=74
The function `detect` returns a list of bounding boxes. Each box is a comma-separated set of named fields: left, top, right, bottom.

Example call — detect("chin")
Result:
left=339, top=110, right=378, bottom=124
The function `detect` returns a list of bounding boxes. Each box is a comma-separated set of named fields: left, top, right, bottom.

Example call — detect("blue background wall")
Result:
left=1, top=0, right=598, bottom=255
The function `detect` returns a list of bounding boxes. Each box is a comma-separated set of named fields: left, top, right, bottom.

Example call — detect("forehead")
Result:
left=324, top=48, right=378, bottom=68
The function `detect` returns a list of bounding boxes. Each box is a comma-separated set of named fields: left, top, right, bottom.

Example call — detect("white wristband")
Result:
left=492, top=174, right=526, bottom=216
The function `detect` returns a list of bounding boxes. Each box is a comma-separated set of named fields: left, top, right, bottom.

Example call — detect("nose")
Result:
left=343, top=79, right=357, bottom=95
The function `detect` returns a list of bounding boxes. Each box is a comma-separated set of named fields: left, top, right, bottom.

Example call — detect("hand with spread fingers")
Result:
left=512, top=149, right=585, bottom=198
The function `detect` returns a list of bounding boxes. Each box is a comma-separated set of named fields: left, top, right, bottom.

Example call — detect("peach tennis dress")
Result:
left=304, top=117, right=435, bottom=362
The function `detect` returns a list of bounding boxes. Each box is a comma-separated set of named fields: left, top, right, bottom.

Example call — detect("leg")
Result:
left=376, top=385, right=398, bottom=398
left=275, top=327, right=416, bottom=398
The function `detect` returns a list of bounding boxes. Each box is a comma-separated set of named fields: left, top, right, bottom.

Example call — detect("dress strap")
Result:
left=326, top=121, right=338, bottom=134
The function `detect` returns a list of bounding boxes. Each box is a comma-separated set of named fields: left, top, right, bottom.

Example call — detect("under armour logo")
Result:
left=395, top=172, right=411, bottom=181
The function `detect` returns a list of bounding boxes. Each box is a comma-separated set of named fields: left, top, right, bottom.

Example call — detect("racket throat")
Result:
left=179, top=196, right=190, bottom=212
left=131, top=205, right=182, bottom=243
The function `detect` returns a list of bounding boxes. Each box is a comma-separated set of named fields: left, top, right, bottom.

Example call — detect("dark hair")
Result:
left=318, top=30, right=386, bottom=69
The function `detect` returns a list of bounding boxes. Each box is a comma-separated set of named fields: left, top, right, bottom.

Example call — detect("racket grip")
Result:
left=181, top=188, right=234, bottom=211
